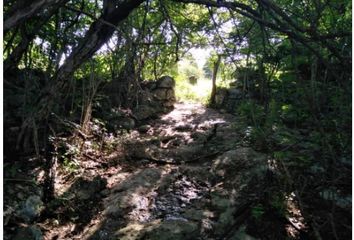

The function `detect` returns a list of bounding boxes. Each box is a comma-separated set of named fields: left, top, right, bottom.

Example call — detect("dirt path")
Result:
left=6, top=103, right=295, bottom=240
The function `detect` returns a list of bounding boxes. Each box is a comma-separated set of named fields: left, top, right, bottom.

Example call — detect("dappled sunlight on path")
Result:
left=35, top=102, right=298, bottom=240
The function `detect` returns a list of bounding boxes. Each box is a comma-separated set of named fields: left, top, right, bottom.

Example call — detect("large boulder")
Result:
left=132, top=76, right=176, bottom=121
left=151, top=77, right=176, bottom=108
left=214, top=85, right=245, bottom=112
left=104, top=169, right=162, bottom=219
left=152, top=89, right=170, bottom=101
left=211, top=147, right=267, bottom=181
left=156, top=76, right=175, bottom=88
left=151, top=88, right=175, bottom=102
left=134, top=105, right=161, bottom=121
left=137, top=89, right=155, bottom=104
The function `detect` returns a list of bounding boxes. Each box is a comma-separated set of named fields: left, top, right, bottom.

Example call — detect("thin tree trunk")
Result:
left=210, top=55, right=221, bottom=105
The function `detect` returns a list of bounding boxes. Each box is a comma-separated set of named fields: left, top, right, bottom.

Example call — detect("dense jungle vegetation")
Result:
left=3, top=0, right=352, bottom=239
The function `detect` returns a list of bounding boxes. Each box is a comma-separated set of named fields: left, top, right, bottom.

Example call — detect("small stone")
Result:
left=138, top=125, right=151, bottom=133
left=113, top=117, right=135, bottom=130
left=174, top=124, right=193, bottom=131
left=17, top=192, right=25, bottom=200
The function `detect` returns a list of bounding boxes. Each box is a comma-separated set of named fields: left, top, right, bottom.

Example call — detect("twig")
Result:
left=64, top=5, right=121, bottom=33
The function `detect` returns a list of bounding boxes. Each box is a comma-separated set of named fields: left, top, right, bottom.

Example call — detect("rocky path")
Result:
left=72, top=103, right=270, bottom=240
left=6, top=103, right=284, bottom=240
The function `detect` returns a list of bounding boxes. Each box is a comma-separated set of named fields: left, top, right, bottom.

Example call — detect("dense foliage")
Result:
left=3, top=0, right=351, bottom=239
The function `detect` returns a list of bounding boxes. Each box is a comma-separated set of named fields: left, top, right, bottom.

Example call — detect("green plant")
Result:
left=251, top=204, right=265, bottom=220
left=270, top=194, right=286, bottom=216
left=63, top=157, right=80, bottom=173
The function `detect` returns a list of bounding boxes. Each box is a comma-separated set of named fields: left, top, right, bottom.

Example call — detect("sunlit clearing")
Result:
left=162, top=102, right=206, bottom=122
left=175, top=76, right=212, bottom=104
left=189, top=47, right=212, bottom=68
left=174, top=51, right=214, bottom=104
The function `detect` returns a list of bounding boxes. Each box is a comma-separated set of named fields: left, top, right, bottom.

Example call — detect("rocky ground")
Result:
left=5, top=102, right=341, bottom=240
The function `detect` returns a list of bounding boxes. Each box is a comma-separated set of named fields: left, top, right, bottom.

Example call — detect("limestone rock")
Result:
left=134, top=105, right=160, bottom=121
left=156, top=76, right=175, bottom=88
left=214, top=86, right=245, bottom=112
left=211, top=147, right=267, bottom=178
left=138, top=125, right=151, bottom=133
left=112, top=117, right=135, bottom=131
left=152, top=89, right=169, bottom=101
left=228, top=88, right=243, bottom=99
left=17, top=195, right=43, bottom=222
left=116, top=222, right=147, bottom=240
left=144, top=220, right=198, bottom=240
left=138, top=89, right=155, bottom=103
left=104, top=169, right=162, bottom=218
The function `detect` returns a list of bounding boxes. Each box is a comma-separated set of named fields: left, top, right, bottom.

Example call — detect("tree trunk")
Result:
left=34, top=0, right=144, bottom=119
left=210, top=55, right=221, bottom=106
left=15, top=0, right=145, bottom=151
left=54, top=0, right=144, bottom=83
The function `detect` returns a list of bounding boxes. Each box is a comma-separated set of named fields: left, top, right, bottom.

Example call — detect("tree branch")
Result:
left=4, top=0, right=68, bottom=33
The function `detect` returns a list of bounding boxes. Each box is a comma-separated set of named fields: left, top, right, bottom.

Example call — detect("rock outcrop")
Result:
left=133, top=76, right=176, bottom=121
left=215, top=85, right=244, bottom=112
left=103, top=76, right=176, bottom=131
